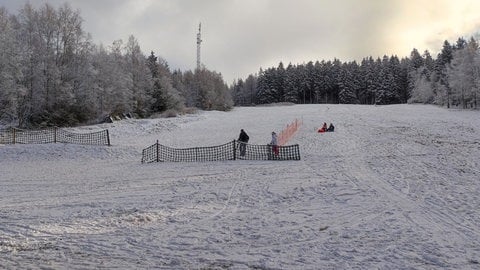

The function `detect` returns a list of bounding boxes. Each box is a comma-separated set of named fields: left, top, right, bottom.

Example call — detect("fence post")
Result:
left=12, top=128, right=16, bottom=144
left=106, top=130, right=111, bottom=146
left=156, top=140, right=159, bottom=163
left=54, top=127, right=57, bottom=143
left=295, top=144, right=300, bottom=160
left=233, top=140, right=237, bottom=160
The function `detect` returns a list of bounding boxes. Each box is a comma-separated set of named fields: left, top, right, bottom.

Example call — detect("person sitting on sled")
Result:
left=318, top=122, right=327, bottom=133
left=326, top=123, right=335, bottom=132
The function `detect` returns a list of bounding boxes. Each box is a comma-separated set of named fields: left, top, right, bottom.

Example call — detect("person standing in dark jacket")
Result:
left=238, top=129, right=249, bottom=156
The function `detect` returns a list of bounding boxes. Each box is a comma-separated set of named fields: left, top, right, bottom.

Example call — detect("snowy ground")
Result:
left=1, top=104, right=480, bottom=269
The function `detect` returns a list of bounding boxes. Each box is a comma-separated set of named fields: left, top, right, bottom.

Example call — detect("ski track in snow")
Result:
left=1, top=104, right=480, bottom=269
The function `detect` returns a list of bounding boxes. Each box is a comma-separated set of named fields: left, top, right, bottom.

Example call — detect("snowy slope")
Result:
left=1, top=104, right=480, bottom=269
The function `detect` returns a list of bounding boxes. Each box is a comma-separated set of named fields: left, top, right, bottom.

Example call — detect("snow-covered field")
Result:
left=1, top=104, right=479, bottom=269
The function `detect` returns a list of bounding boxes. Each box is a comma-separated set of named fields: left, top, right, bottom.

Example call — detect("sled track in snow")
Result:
left=297, top=108, right=480, bottom=268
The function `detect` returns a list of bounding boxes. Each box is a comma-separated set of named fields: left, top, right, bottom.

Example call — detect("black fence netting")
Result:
left=56, top=129, right=110, bottom=145
left=0, top=127, right=110, bottom=146
left=142, top=140, right=301, bottom=163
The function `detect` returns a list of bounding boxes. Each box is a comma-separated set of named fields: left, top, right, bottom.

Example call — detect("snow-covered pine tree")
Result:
left=231, top=79, right=245, bottom=106
left=147, top=51, right=184, bottom=113
left=256, top=67, right=279, bottom=104
left=275, top=62, right=286, bottom=102
left=283, top=63, right=300, bottom=103
left=338, top=61, right=359, bottom=104
left=243, top=74, right=258, bottom=105
left=434, top=40, right=454, bottom=107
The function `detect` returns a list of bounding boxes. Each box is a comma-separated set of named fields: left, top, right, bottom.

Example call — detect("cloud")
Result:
left=389, top=0, right=480, bottom=56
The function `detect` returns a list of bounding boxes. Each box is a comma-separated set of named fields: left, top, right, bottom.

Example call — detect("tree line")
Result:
left=232, top=38, right=480, bottom=110
left=0, top=3, right=232, bottom=128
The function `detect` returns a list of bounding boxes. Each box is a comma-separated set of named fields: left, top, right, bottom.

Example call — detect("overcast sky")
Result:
left=2, top=0, right=480, bottom=83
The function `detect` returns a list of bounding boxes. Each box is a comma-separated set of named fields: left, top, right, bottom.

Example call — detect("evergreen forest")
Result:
left=232, top=38, right=480, bottom=110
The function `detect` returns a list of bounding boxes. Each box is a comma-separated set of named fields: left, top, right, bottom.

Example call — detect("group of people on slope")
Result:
left=318, top=122, right=334, bottom=133
left=238, top=122, right=334, bottom=157
left=237, top=129, right=279, bottom=157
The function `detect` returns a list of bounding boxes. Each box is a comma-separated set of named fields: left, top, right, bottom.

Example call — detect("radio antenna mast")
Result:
left=196, top=23, right=202, bottom=70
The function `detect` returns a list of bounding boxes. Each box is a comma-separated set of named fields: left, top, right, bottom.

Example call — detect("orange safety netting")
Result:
left=278, top=118, right=302, bottom=146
